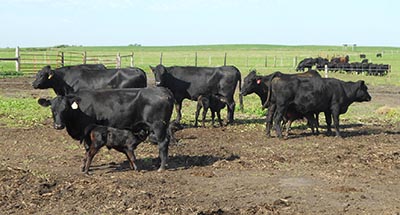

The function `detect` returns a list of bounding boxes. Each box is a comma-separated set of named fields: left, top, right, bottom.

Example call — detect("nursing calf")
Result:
left=38, top=87, right=174, bottom=171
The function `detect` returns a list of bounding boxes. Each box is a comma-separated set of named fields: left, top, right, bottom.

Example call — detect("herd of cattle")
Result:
left=32, top=63, right=371, bottom=173
left=296, top=55, right=390, bottom=76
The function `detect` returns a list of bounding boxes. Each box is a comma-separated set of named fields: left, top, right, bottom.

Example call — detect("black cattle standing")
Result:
left=38, top=87, right=174, bottom=172
left=265, top=73, right=371, bottom=138
left=360, top=54, right=366, bottom=59
left=241, top=70, right=321, bottom=137
left=32, top=65, right=147, bottom=95
left=150, top=64, right=242, bottom=125
left=376, top=53, right=382, bottom=58
left=194, top=94, right=226, bottom=127
left=81, top=125, right=147, bottom=174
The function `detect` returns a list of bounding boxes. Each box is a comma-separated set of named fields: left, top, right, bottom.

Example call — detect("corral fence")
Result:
left=0, top=47, right=135, bottom=74
left=0, top=47, right=397, bottom=75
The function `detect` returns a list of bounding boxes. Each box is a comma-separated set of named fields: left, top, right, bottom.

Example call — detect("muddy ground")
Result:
left=0, top=77, right=399, bottom=214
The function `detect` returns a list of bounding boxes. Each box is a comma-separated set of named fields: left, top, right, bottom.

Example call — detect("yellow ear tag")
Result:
left=48, top=74, right=53, bottom=79
left=71, top=102, right=79, bottom=110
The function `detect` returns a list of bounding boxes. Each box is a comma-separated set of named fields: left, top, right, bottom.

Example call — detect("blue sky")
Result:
left=1, top=0, right=399, bottom=47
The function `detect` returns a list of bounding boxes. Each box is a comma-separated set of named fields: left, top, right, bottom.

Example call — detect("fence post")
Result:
left=195, top=52, right=197, bottom=67
left=224, top=52, right=227, bottom=66
left=293, top=56, right=297, bottom=68
left=265, top=56, right=267, bottom=67
left=116, top=52, right=121, bottom=68
left=160, top=52, right=163, bottom=64
left=130, top=52, right=134, bottom=67
left=273, top=56, right=276, bottom=67
left=246, top=56, right=248, bottom=67
left=83, top=51, right=87, bottom=64
left=15, top=47, right=20, bottom=72
left=61, top=52, right=64, bottom=67
left=324, top=64, right=328, bottom=78
left=208, top=56, right=211, bottom=66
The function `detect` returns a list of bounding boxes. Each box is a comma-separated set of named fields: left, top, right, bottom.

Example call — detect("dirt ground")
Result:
left=0, top=77, right=399, bottom=214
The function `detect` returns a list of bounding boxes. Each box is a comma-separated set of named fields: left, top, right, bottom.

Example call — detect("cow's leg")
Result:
left=158, top=137, right=169, bottom=172
left=324, top=111, right=332, bottom=136
left=284, top=118, right=293, bottom=138
left=125, top=150, right=138, bottom=171
left=332, top=109, right=342, bottom=138
left=202, top=107, right=208, bottom=128
left=216, top=111, right=223, bottom=127
left=83, top=145, right=100, bottom=174
left=151, top=122, right=170, bottom=172
left=315, top=113, right=320, bottom=135
left=273, top=106, right=285, bottom=138
left=265, top=104, right=276, bottom=137
left=226, top=98, right=235, bottom=125
left=174, top=100, right=183, bottom=124
left=194, top=102, right=201, bottom=127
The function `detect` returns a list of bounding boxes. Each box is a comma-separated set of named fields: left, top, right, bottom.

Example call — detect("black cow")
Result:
left=150, top=64, right=242, bottom=125
left=296, top=58, right=317, bottom=71
left=32, top=65, right=147, bottom=95
left=81, top=125, right=147, bottom=174
left=194, top=94, right=226, bottom=127
left=241, top=70, right=321, bottom=137
left=38, top=87, right=174, bottom=171
left=360, top=54, right=366, bottom=59
left=265, top=73, right=371, bottom=138
left=376, top=53, right=382, bottom=58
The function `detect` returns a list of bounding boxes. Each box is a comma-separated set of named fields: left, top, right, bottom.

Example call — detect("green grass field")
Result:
left=0, top=44, right=399, bottom=127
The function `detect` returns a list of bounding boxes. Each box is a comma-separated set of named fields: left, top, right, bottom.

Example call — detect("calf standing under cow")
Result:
left=195, top=94, right=226, bottom=127
left=81, top=125, right=147, bottom=174
left=265, top=72, right=371, bottom=138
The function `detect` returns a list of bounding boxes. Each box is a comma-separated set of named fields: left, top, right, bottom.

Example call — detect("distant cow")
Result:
left=32, top=65, right=147, bottom=95
left=81, top=125, right=148, bottom=174
left=360, top=54, right=366, bottom=58
left=296, top=58, right=317, bottom=71
left=194, top=94, right=226, bottom=127
left=241, top=70, right=321, bottom=137
left=38, top=87, right=174, bottom=171
left=265, top=73, right=371, bottom=138
left=150, top=64, right=242, bottom=125
left=376, top=53, right=382, bottom=58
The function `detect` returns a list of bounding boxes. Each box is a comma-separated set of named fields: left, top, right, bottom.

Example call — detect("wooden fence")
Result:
left=0, top=47, right=135, bottom=74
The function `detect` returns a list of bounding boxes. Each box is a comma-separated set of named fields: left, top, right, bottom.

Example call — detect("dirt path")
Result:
left=0, top=77, right=399, bottom=214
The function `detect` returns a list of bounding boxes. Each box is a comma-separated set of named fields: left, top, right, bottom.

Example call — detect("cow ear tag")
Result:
left=256, top=79, right=261, bottom=85
left=48, top=74, right=53, bottom=79
left=71, top=101, right=79, bottom=110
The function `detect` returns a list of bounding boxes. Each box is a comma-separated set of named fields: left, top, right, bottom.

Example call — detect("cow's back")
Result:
left=74, top=88, right=173, bottom=130
left=58, top=67, right=146, bottom=91
left=166, top=66, right=240, bottom=100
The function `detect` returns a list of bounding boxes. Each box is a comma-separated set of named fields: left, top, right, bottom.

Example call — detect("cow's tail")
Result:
left=263, top=72, right=280, bottom=109
left=238, top=72, right=244, bottom=112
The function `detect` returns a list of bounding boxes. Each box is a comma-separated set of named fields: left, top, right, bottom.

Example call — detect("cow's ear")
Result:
left=38, top=98, right=51, bottom=107
left=256, top=78, right=262, bottom=85
left=248, top=70, right=257, bottom=76
left=357, top=80, right=365, bottom=87
left=149, top=65, right=155, bottom=71
left=68, top=96, right=82, bottom=110
left=48, top=69, right=55, bottom=79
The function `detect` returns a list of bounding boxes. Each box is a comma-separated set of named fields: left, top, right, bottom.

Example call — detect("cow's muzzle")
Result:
left=155, top=81, right=161, bottom=86
left=54, top=123, right=65, bottom=130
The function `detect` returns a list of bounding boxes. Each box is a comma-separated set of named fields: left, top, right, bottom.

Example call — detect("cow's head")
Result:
left=32, top=65, right=55, bottom=89
left=354, top=80, right=372, bottom=102
left=38, top=95, right=81, bottom=130
left=241, top=70, right=262, bottom=96
left=149, top=64, right=167, bottom=86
